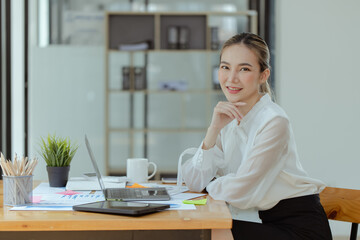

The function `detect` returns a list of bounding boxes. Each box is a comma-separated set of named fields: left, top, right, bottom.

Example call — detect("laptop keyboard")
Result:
left=106, top=187, right=170, bottom=200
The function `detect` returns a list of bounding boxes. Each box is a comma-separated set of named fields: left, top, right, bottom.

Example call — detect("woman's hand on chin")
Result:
left=209, top=101, right=246, bottom=130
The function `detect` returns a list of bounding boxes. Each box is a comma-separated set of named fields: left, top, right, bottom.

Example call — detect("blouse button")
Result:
left=238, top=128, right=248, bottom=143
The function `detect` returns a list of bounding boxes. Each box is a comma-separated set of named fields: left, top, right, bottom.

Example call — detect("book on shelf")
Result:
left=158, top=80, right=188, bottom=91
left=118, top=41, right=150, bottom=51
left=121, top=66, right=147, bottom=90
left=167, top=26, right=190, bottom=49
left=210, top=27, right=220, bottom=50
left=134, top=67, right=146, bottom=90
left=122, top=67, right=131, bottom=90
left=178, top=26, right=190, bottom=49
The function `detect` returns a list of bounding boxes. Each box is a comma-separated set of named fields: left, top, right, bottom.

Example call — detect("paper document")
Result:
left=66, top=177, right=127, bottom=190
left=166, top=185, right=189, bottom=196
left=172, top=192, right=206, bottom=200
left=33, top=182, right=70, bottom=194
left=133, top=193, right=206, bottom=211
left=11, top=183, right=105, bottom=211
left=130, top=182, right=189, bottom=196
left=11, top=182, right=203, bottom=212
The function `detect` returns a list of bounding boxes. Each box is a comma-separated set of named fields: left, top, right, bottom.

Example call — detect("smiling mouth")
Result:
left=227, top=86, right=242, bottom=91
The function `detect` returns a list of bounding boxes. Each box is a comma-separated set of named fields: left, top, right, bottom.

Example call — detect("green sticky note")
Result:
left=182, top=198, right=207, bottom=205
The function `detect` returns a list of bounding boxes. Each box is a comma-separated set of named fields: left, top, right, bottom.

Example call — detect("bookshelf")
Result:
left=105, top=11, right=258, bottom=176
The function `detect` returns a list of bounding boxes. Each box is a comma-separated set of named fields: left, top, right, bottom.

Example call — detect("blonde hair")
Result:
left=220, top=33, right=272, bottom=97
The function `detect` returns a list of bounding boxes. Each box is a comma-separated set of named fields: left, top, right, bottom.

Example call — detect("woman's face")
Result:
left=218, top=44, right=267, bottom=104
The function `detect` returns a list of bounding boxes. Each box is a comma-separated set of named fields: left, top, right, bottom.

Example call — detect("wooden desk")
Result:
left=0, top=181, right=233, bottom=240
left=320, top=187, right=360, bottom=240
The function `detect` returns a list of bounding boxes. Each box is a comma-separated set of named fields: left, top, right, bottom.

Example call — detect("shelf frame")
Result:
left=105, top=10, right=258, bottom=175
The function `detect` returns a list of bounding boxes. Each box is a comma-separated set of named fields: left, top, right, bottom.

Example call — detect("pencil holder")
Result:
left=3, top=175, right=33, bottom=206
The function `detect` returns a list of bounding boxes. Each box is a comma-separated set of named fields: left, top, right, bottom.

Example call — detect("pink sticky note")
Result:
left=32, top=196, right=42, bottom=203
left=56, top=190, right=80, bottom=195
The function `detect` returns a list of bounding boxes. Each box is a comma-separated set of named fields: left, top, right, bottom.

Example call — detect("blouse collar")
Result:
left=238, top=93, right=271, bottom=129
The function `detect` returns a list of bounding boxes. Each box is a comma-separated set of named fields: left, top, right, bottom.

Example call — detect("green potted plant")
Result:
left=39, top=134, right=79, bottom=187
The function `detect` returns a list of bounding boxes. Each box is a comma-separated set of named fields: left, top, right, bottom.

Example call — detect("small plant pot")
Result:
left=46, top=166, right=70, bottom=187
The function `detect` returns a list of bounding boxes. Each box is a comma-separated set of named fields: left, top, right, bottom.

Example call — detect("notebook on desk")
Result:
left=83, top=135, right=171, bottom=201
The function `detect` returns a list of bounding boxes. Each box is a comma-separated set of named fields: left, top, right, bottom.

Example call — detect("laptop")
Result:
left=72, top=135, right=170, bottom=216
left=83, top=135, right=171, bottom=201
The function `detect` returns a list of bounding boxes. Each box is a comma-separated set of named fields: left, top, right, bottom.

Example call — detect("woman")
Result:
left=180, top=33, right=332, bottom=239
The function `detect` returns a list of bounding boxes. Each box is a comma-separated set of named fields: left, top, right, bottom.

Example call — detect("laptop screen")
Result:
left=85, top=135, right=107, bottom=196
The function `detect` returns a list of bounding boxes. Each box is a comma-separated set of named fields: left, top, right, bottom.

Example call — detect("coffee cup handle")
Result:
left=147, top=162, right=157, bottom=180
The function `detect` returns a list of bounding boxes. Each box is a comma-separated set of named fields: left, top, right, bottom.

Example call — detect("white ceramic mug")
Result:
left=126, top=158, right=157, bottom=183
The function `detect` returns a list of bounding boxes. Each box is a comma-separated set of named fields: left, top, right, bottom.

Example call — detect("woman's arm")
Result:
left=181, top=136, right=225, bottom=192
left=181, top=101, right=245, bottom=192
left=206, top=117, right=291, bottom=209
left=203, top=101, right=245, bottom=150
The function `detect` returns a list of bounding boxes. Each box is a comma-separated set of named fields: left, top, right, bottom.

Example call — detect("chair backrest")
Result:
left=320, top=187, right=360, bottom=223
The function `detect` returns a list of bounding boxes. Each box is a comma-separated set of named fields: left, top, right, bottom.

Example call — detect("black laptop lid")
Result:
left=73, top=201, right=170, bottom=216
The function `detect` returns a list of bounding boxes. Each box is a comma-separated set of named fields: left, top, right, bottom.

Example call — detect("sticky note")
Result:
left=182, top=198, right=207, bottom=205
left=32, top=196, right=42, bottom=203
left=56, top=190, right=80, bottom=195
left=126, top=183, right=147, bottom=188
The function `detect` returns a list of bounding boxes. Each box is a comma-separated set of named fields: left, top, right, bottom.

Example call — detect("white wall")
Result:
left=27, top=0, right=106, bottom=181
left=28, top=46, right=105, bottom=181
left=276, top=0, right=360, bottom=237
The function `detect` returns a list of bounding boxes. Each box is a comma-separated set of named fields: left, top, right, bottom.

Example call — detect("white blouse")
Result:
left=181, top=94, right=325, bottom=222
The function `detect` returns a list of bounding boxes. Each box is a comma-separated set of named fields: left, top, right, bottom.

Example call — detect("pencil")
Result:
left=0, top=152, right=38, bottom=176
